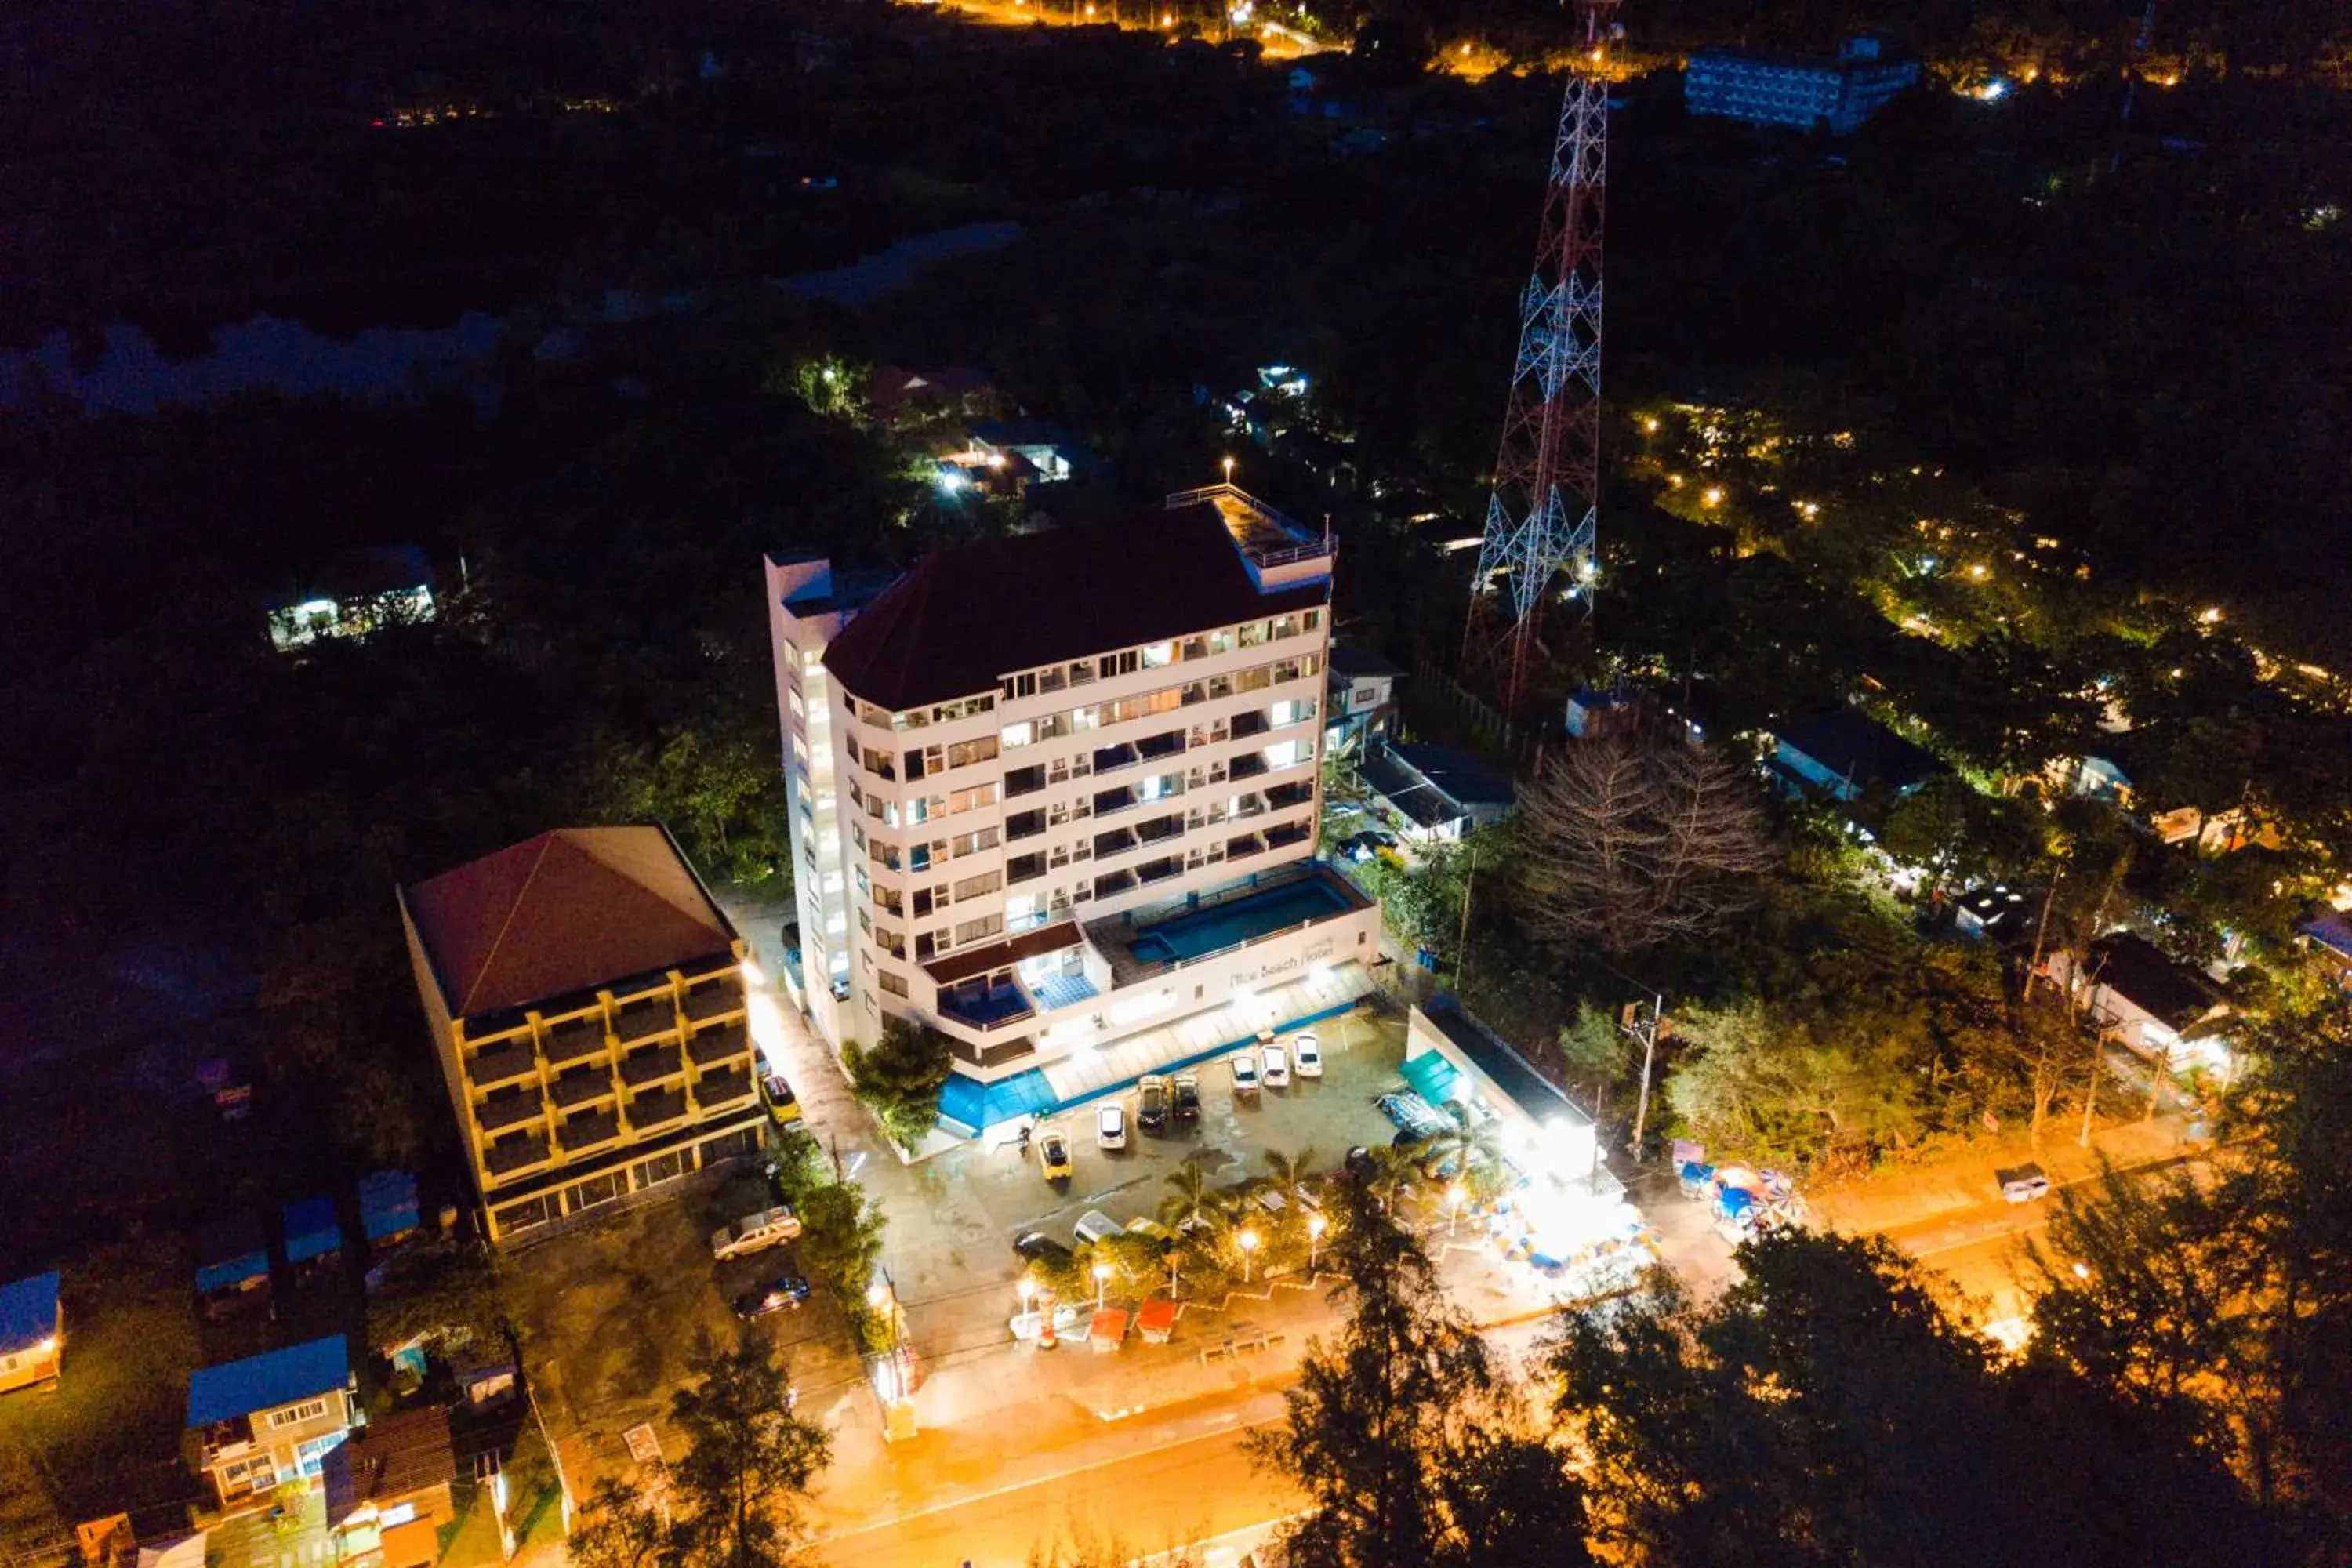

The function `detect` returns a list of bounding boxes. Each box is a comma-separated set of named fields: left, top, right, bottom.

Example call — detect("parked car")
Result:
left=1096, top=1102, right=1129, bottom=1151
left=1172, top=1072, right=1202, bottom=1122
left=1138, top=1074, right=1171, bottom=1132
left=1996, top=1163, right=2052, bottom=1203
left=1014, top=1230, right=1073, bottom=1269
left=1038, top=1127, right=1073, bottom=1182
left=1230, top=1049, right=1261, bottom=1094
left=1125, top=1216, right=1174, bottom=1245
left=1294, top=1033, right=1323, bottom=1078
left=760, top=1072, right=803, bottom=1127
left=1261, top=1042, right=1290, bottom=1088
left=711, top=1206, right=802, bottom=1261
left=1074, top=1210, right=1123, bottom=1246
left=731, top=1274, right=811, bottom=1319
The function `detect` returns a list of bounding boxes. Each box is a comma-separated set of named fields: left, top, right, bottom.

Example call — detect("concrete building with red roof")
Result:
left=397, top=826, right=766, bottom=1243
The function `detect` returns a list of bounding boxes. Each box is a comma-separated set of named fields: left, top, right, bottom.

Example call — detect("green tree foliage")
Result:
left=569, top=1331, right=831, bottom=1568
left=2028, top=1014, right=2352, bottom=1559
left=362, top=1240, right=516, bottom=1359
left=764, top=1128, right=888, bottom=1317
left=840, top=1018, right=955, bottom=1152
left=1548, top=1229, right=2265, bottom=1568
left=1247, top=1185, right=1588, bottom=1568
left=1879, top=774, right=2047, bottom=893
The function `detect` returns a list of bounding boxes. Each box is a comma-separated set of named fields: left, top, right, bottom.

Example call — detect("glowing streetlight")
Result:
left=1091, top=1261, right=1113, bottom=1308
left=2072, top=1261, right=2092, bottom=1281
left=1221, top=454, right=1236, bottom=486
left=1308, top=1212, right=1327, bottom=1272
left=1700, top=485, right=1724, bottom=508
left=1018, top=1276, right=1035, bottom=1308
left=866, top=1281, right=891, bottom=1310
left=1642, top=416, right=1660, bottom=434
left=1447, top=1181, right=1467, bottom=1238
left=1161, top=9, right=1172, bottom=21
left=1238, top=1228, right=1261, bottom=1284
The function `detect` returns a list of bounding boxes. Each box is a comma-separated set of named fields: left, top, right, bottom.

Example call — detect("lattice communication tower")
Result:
left=1462, top=0, right=1621, bottom=718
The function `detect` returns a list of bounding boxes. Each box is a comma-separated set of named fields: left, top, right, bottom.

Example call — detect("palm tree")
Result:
left=1423, top=1115, right=1506, bottom=1200
left=1261, top=1145, right=1319, bottom=1208
left=1363, top=1142, right=1424, bottom=1212
left=1159, top=1155, right=1232, bottom=1236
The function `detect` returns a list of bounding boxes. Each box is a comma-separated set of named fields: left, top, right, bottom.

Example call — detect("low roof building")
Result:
left=325, top=1406, right=458, bottom=1536
left=186, top=1337, right=351, bottom=1432
left=1770, top=707, right=1943, bottom=801
left=0, top=1272, right=62, bottom=1394
left=1359, top=743, right=1515, bottom=842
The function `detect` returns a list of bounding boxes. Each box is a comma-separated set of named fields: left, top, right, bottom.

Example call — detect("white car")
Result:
left=1261, top=1042, right=1290, bottom=1089
left=1294, top=1032, right=1323, bottom=1078
left=710, top=1206, right=801, bottom=1261
left=1096, top=1101, right=1128, bottom=1151
left=1229, top=1049, right=1261, bottom=1094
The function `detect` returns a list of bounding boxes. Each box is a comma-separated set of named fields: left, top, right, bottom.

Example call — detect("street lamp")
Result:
left=1307, top=1212, right=1327, bottom=1272
left=1238, top=1228, right=1261, bottom=1284
left=1447, top=1181, right=1466, bottom=1238
left=1092, top=1261, right=1112, bottom=1309
left=1221, top=454, right=1236, bottom=487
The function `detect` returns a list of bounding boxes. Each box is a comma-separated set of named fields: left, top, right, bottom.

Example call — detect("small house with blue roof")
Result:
left=187, top=1336, right=356, bottom=1505
left=0, top=1272, right=63, bottom=1393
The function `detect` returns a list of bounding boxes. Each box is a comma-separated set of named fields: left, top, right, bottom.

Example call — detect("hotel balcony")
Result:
left=1137, top=729, right=1186, bottom=762
left=1006, top=808, right=1047, bottom=841
left=1084, top=862, right=1374, bottom=985
left=1230, top=710, right=1270, bottom=740
left=1266, top=820, right=1312, bottom=851
left=619, top=1044, right=686, bottom=1087
left=549, top=1066, right=616, bottom=1110
left=1266, top=779, right=1316, bottom=811
left=542, top=1015, right=608, bottom=1068
left=1228, top=753, right=1269, bottom=782
left=476, top=1088, right=547, bottom=1134
left=1227, top=833, right=1266, bottom=860
left=483, top=1133, right=551, bottom=1178
left=610, top=992, right=677, bottom=1045
left=694, top=1066, right=756, bottom=1112
left=688, top=1019, right=752, bottom=1068
left=683, top=981, right=746, bottom=1025
left=466, top=1040, right=537, bottom=1090
left=627, top=1087, right=688, bottom=1131
left=557, top=1109, right=621, bottom=1154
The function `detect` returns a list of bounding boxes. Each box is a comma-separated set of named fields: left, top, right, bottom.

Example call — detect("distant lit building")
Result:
left=1325, top=646, right=1403, bottom=756
left=0, top=1272, right=62, bottom=1394
left=265, top=544, right=437, bottom=653
left=764, top=486, right=1381, bottom=1141
left=1684, top=34, right=1920, bottom=135
left=397, top=826, right=766, bottom=1243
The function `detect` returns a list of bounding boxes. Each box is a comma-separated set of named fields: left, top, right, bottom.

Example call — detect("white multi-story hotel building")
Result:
left=763, top=487, right=1384, bottom=1138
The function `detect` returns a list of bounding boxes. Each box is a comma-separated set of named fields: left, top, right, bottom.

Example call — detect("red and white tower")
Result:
left=1463, top=0, right=1621, bottom=719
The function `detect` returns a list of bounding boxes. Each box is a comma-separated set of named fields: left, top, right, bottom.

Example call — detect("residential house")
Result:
left=397, top=826, right=768, bottom=1244
left=1952, top=884, right=2042, bottom=946
left=1324, top=646, right=1403, bottom=757
left=1564, top=688, right=1641, bottom=741
left=282, top=1197, right=343, bottom=1286
left=0, top=1272, right=62, bottom=1393
left=187, top=1337, right=358, bottom=1506
left=967, top=419, right=1091, bottom=485
left=866, top=365, right=993, bottom=429
left=1684, top=33, right=1921, bottom=135
left=194, top=1215, right=271, bottom=1320
left=1769, top=707, right=1942, bottom=801
left=2051, top=932, right=2234, bottom=1078
left=764, top=483, right=1382, bottom=1140
left=2298, top=908, right=2352, bottom=990
left=265, top=545, right=437, bottom=654
left=324, top=1406, right=457, bottom=1558
left=359, top=1170, right=423, bottom=1255
left=1359, top=742, right=1515, bottom=844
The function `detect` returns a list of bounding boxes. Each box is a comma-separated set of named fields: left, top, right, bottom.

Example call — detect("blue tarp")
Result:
left=0, top=1272, right=60, bottom=1351
left=187, top=1336, right=349, bottom=1428
left=195, top=1215, right=269, bottom=1294
left=283, top=1197, right=343, bottom=1265
left=358, top=1171, right=420, bottom=1243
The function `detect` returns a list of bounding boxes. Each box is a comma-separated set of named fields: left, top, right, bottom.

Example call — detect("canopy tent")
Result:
left=1399, top=1050, right=1463, bottom=1106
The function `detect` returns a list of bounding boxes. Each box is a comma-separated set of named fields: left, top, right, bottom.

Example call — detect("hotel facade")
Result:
left=764, top=487, right=1384, bottom=1138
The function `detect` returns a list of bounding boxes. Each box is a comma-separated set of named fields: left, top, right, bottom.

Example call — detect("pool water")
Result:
left=1128, top=877, right=1352, bottom=964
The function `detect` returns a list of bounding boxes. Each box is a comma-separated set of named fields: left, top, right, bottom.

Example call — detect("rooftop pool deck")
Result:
left=1089, top=863, right=1370, bottom=982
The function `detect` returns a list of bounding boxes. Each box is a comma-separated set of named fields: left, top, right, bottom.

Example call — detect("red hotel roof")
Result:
left=401, top=827, right=736, bottom=1020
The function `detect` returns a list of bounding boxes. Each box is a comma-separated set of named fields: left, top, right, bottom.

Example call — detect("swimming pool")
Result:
left=1128, top=877, right=1355, bottom=965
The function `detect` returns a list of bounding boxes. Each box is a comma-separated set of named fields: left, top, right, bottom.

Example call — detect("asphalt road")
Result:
left=815, top=1414, right=1304, bottom=1568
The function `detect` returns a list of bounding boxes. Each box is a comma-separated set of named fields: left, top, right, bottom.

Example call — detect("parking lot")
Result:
left=945, top=1003, right=1414, bottom=1276
left=507, top=1172, right=871, bottom=1487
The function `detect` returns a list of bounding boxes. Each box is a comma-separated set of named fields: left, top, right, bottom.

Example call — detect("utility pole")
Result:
left=1621, top=992, right=1664, bottom=1161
